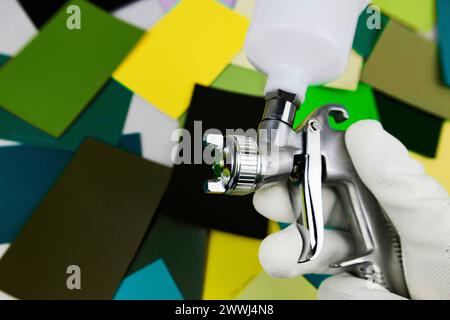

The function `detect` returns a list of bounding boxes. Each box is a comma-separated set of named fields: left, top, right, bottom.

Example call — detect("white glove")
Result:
left=253, top=120, right=450, bottom=300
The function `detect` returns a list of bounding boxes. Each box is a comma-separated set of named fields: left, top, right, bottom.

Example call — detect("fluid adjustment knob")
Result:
left=204, top=134, right=262, bottom=196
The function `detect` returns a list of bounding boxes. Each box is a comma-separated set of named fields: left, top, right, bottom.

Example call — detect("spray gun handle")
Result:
left=204, top=101, right=410, bottom=297
left=307, top=105, right=409, bottom=297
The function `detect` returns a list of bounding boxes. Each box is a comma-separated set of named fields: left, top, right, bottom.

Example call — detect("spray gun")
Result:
left=204, top=0, right=409, bottom=297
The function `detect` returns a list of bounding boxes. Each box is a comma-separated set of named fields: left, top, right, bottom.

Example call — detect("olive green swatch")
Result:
left=375, top=91, right=443, bottom=158
left=361, top=21, right=450, bottom=119
left=0, top=139, right=171, bottom=299
left=294, top=83, right=379, bottom=130
left=127, top=215, right=208, bottom=300
left=0, top=0, right=143, bottom=137
left=0, top=79, right=132, bottom=151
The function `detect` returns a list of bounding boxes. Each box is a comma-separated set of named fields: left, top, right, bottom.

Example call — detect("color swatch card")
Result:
left=203, top=231, right=262, bottom=300
left=375, top=91, right=443, bottom=158
left=0, top=0, right=37, bottom=56
left=18, top=0, right=142, bottom=28
left=324, top=50, right=363, bottom=91
left=159, top=0, right=177, bottom=11
left=437, top=0, right=450, bottom=86
left=410, top=121, right=450, bottom=193
left=114, top=0, right=249, bottom=119
left=0, top=80, right=132, bottom=152
left=0, top=147, right=72, bottom=244
left=234, top=0, right=254, bottom=20
left=113, top=0, right=165, bottom=30
left=371, top=0, right=436, bottom=32
left=352, top=6, right=389, bottom=59
left=158, top=85, right=268, bottom=239
left=0, top=134, right=142, bottom=245
left=211, top=64, right=266, bottom=97
left=235, top=271, right=317, bottom=300
left=114, top=259, right=183, bottom=300
left=123, top=94, right=179, bottom=167
left=0, top=0, right=143, bottom=137
left=362, top=21, right=450, bottom=120
left=0, top=139, right=171, bottom=299
left=294, top=83, right=379, bottom=130
left=0, top=55, right=11, bottom=68
left=126, top=215, right=208, bottom=300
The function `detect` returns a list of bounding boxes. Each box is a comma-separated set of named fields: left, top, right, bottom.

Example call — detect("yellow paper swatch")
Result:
left=114, top=0, right=249, bottom=119
left=203, top=230, right=262, bottom=300
left=324, top=50, right=363, bottom=91
left=235, top=271, right=317, bottom=300
left=372, top=0, right=436, bottom=32
left=410, top=121, right=450, bottom=193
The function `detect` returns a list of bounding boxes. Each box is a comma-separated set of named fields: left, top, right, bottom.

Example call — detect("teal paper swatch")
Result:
left=114, top=259, right=183, bottom=300
left=0, top=134, right=141, bottom=244
left=437, top=0, right=450, bottom=86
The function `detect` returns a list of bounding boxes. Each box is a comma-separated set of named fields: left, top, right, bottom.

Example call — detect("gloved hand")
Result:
left=253, top=120, right=450, bottom=300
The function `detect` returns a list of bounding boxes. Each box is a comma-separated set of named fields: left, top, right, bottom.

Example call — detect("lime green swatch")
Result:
left=0, top=0, right=142, bottom=137
left=0, top=80, right=132, bottom=151
left=372, top=0, right=436, bottom=32
left=294, top=84, right=380, bottom=131
left=211, top=64, right=267, bottom=97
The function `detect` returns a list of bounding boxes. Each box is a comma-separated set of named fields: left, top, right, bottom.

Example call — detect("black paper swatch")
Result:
left=18, top=0, right=140, bottom=28
left=159, top=85, right=268, bottom=239
left=375, top=91, right=443, bottom=158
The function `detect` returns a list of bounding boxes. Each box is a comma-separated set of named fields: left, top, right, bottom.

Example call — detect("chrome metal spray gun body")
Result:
left=204, top=91, right=409, bottom=297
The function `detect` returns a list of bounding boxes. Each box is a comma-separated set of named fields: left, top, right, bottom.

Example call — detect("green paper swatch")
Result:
left=211, top=64, right=267, bottom=97
left=0, top=80, right=132, bottom=151
left=294, top=84, right=380, bottom=130
left=353, top=8, right=389, bottom=59
left=0, top=0, right=143, bottom=137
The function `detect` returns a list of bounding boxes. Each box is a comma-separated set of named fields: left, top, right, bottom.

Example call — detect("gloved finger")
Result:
left=258, top=224, right=353, bottom=277
left=346, top=120, right=450, bottom=299
left=253, top=183, right=340, bottom=225
left=345, top=120, right=449, bottom=244
left=318, top=273, right=407, bottom=300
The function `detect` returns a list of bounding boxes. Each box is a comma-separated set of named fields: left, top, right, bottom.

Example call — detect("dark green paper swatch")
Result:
left=0, top=54, right=10, bottom=66
left=0, top=0, right=143, bottom=137
left=375, top=91, right=443, bottom=158
left=0, top=80, right=132, bottom=151
left=0, top=139, right=171, bottom=299
left=352, top=8, right=389, bottom=59
left=127, top=215, right=208, bottom=300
